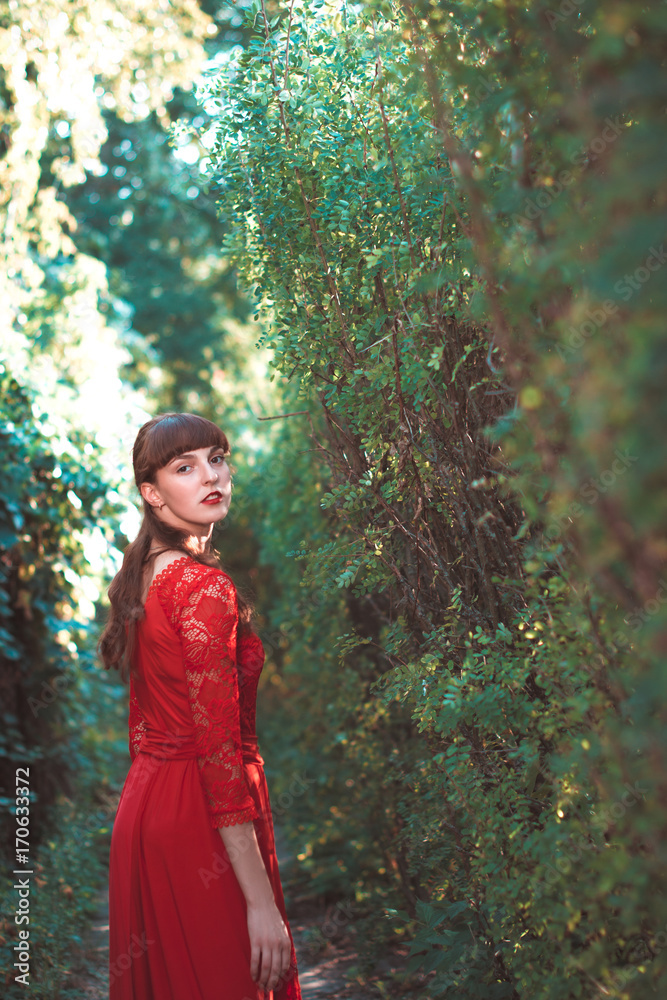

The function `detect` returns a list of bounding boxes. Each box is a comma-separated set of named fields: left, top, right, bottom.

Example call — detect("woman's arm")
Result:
left=167, top=565, right=291, bottom=991
left=218, top=822, right=291, bottom=992
left=176, top=569, right=258, bottom=827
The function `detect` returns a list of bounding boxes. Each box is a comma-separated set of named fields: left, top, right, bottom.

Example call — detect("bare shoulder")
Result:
left=142, top=550, right=190, bottom=602
left=152, top=549, right=188, bottom=578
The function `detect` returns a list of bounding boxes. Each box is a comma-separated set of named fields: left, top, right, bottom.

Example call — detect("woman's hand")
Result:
left=217, top=821, right=292, bottom=991
left=247, top=899, right=292, bottom=993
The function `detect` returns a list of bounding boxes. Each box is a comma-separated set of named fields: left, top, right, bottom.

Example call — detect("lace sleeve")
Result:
left=175, top=570, right=258, bottom=829
left=129, top=676, right=146, bottom=762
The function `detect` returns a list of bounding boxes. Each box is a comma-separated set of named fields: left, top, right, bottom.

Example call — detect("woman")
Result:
left=100, top=412, right=301, bottom=1000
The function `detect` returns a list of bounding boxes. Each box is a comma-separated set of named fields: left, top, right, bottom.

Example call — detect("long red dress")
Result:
left=108, top=556, right=301, bottom=1000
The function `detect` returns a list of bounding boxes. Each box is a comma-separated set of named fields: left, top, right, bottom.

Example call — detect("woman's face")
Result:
left=139, top=445, right=232, bottom=534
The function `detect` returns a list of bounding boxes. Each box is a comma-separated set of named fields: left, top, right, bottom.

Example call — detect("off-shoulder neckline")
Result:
left=144, top=554, right=192, bottom=605
left=144, top=555, right=233, bottom=608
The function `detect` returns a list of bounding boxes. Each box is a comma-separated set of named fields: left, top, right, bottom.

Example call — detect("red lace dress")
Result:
left=108, top=556, right=301, bottom=1000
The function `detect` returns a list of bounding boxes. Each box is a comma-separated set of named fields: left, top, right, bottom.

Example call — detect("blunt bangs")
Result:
left=141, top=413, right=229, bottom=480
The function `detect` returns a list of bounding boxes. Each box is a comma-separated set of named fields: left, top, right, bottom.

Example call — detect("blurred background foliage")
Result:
left=1, top=0, right=665, bottom=998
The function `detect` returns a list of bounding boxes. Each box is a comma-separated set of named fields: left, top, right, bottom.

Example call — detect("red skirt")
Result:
left=108, top=741, right=301, bottom=1000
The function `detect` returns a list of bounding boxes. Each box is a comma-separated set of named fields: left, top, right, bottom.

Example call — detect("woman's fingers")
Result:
left=274, top=941, right=291, bottom=990
left=256, top=938, right=291, bottom=991
left=249, top=940, right=261, bottom=984
left=247, top=903, right=292, bottom=990
left=258, top=945, right=272, bottom=991
left=267, top=939, right=292, bottom=992
left=279, top=938, right=291, bottom=982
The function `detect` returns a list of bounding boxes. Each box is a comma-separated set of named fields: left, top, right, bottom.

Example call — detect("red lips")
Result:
left=201, top=492, right=223, bottom=504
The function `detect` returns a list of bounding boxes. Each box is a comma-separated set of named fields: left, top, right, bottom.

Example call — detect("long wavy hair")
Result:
left=98, top=412, right=252, bottom=680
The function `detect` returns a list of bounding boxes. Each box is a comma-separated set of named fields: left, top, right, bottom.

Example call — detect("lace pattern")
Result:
left=157, top=563, right=259, bottom=828
left=128, top=676, right=146, bottom=762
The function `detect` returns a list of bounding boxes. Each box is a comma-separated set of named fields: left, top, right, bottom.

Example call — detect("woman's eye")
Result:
left=211, top=455, right=225, bottom=465
left=176, top=465, right=190, bottom=473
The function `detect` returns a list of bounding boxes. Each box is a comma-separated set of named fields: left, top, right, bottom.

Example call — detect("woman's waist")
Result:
left=138, top=725, right=263, bottom=765
left=138, top=726, right=199, bottom=761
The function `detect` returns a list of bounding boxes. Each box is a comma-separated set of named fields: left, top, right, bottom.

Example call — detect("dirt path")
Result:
left=67, top=885, right=109, bottom=999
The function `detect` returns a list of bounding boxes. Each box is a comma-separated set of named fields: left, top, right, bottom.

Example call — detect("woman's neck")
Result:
left=184, top=533, right=210, bottom=555
left=147, top=534, right=210, bottom=559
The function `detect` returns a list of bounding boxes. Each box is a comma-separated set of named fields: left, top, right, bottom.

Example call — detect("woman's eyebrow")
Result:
left=169, top=446, right=224, bottom=464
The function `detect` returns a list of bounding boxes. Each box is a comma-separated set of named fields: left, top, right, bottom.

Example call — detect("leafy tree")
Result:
left=202, top=0, right=667, bottom=996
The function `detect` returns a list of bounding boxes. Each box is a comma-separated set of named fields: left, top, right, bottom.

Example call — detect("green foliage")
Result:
left=0, top=1, right=244, bottom=990
left=0, top=0, right=213, bottom=863
left=0, top=371, right=119, bottom=843
left=0, top=711, right=128, bottom=999
left=66, top=100, right=255, bottom=415
left=203, top=0, right=667, bottom=996
left=1, top=0, right=663, bottom=996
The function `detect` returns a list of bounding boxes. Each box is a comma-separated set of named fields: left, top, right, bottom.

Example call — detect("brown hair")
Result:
left=98, top=412, right=252, bottom=680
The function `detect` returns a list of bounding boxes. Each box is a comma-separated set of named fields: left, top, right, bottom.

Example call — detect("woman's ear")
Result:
left=140, top=482, right=163, bottom=509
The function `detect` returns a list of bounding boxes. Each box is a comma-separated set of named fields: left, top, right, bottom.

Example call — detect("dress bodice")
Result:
left=127, top=555, right=265, bottom=828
